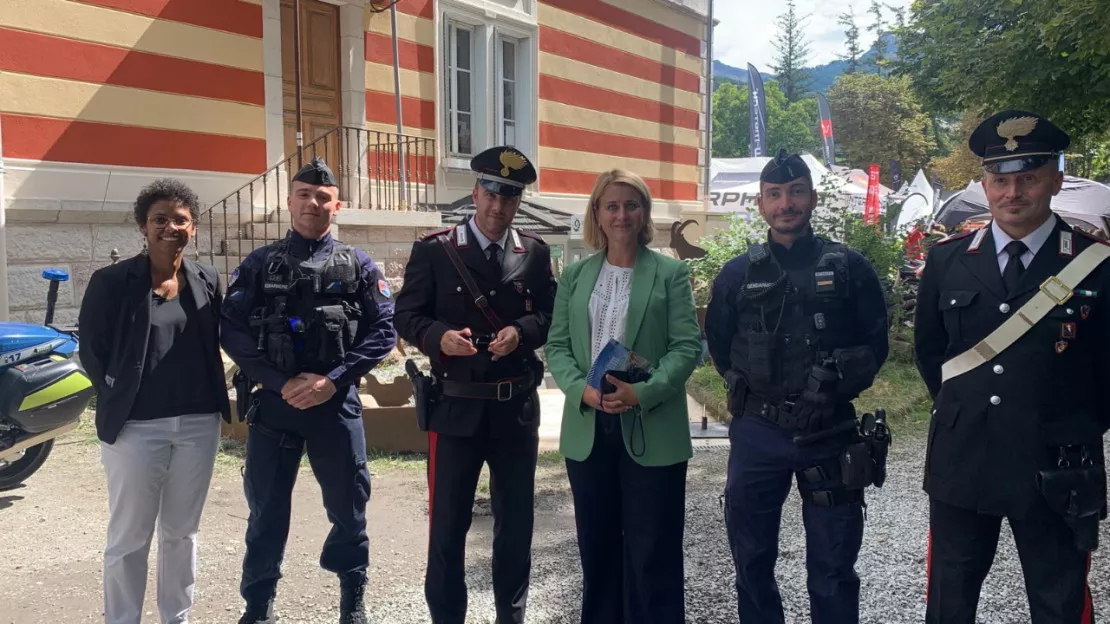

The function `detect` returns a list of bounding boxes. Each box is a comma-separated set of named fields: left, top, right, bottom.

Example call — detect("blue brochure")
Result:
left=585, top=338, right=654, bottom=390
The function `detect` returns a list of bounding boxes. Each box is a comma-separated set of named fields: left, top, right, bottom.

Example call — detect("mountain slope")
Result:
left=715, top=33, right=898, bottom=93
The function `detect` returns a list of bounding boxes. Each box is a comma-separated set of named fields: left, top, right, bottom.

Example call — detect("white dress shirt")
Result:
left=991, top=215, right=1056, bottom=275
left=468, top=218, right=510, bottom=264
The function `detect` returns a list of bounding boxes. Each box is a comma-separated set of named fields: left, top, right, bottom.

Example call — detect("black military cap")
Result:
left=969, top=110, right=1070, bottom=174
left=760, top=149, right=812, bottom=185
left=470, top=146, right=536, bottom=197
left=292, top=157, right=339, bottom=187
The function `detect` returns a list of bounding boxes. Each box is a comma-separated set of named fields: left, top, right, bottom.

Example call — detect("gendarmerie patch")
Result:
left=455, top=225, right=469, bottom=248
left=815, top=270, right=836, bottom=294
left=511, top=229, right=524, bottom=252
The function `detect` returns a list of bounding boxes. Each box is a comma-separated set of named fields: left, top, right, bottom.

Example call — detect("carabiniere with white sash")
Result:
left=914, top=216, right=1110, bottom=551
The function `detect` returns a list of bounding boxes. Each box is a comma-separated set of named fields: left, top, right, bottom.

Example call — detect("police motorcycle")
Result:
left=0, top=270, right=94, bottom=490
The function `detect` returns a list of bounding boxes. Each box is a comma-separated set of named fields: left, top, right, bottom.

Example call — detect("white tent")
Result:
left=709, top=154, right=872, bottom=214
left=890, top=169, right=936, bottom=230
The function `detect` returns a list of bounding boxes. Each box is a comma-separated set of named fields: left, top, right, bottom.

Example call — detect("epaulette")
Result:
left=933, top=230, right=976, bottom=246
left=518, top=230, right=546, bottom=245
left=419, top=226, right=453, bottom=241
left=1073, top=228, right=1110, bottom=246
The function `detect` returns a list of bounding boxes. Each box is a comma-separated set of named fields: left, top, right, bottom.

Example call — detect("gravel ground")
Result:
left=2, top=427, right=1109, bottom=623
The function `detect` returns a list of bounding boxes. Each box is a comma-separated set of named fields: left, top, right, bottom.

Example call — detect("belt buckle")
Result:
left=1040, top=275, right=1073, bottom=305
left=496, top=380, right=513, bottom=402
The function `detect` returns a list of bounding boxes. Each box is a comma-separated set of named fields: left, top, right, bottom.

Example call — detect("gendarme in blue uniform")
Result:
left=221, top=160, right=396, bottom=624
left=704, top=151, right=889, bottom=624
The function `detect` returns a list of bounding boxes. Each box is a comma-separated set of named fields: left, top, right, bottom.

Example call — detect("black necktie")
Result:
left=1002, top=240, right=1028, bottom=294
left=487, top=242, right=502, bottom=277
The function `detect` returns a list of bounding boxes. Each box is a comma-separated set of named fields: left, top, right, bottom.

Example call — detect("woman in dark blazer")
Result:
left=546, top=169, right=702, bottom=623
left=78, top=179, right=231, bottom=624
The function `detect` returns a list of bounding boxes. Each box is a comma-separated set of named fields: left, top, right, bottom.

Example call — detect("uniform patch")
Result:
left=966, top=228, right=988, bottom=254
left=513, top=281, right=524, bottom=294
left=1075, top=289, right=1098, bottom=298
left=378, top=279, right=392, bottom=297
left=229, top=268, right=240, bottom=287
left=1062, top=322, right=1076, bottom=339
left=1056, top=340, right=1069, bottom=354
left=1060, top=231, right=1074, bottom=257
left=1081, top=304, right=1092, bottom=320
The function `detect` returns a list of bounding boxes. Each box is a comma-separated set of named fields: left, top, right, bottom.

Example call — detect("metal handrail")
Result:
left=194, top=125, right=436, bottom=278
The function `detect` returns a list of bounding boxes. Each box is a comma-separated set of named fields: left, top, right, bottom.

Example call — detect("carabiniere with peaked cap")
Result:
left=916, top=110, right=1110, bottom=621
left=968, top=109, right=1071, bottom=175
left=471, top=146, right=537, bottom=197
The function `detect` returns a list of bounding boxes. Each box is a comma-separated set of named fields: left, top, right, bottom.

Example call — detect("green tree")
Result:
left=770, top=0, right=812, bottom=103
left=712, top=82, right=749, bottom=158
left=899, top=0, right=1110, bottom=141
left=928, top=111, right=983, bottom=191
left=838, top=8, right=864, bottom=74
left=713, top=80, right=823, bottom=158
left=826, top=73, right=936, bottom=187
left=867, top=0, right=887, bottom=75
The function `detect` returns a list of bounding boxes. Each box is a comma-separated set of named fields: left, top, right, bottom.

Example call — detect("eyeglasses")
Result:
left=148, top=214, right=193, bottom=228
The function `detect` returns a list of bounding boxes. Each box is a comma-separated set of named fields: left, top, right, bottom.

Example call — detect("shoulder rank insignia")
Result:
left=420, top=226, right=451, bottom=241
left=934, top=230, right=975, bottom=247
left=1073, top=228, right=1110, bottom=246
left=517, top=229, right=546, bottom=245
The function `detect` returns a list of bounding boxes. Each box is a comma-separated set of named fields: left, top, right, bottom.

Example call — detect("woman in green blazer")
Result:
left=546, top=169, right=702, bottom=623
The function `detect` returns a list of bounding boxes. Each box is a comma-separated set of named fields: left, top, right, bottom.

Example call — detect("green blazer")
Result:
left=546, top=246, right=702, bottom=467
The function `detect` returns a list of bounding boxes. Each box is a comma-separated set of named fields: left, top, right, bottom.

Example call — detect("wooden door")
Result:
left=282, top=0, right=342, bottom=175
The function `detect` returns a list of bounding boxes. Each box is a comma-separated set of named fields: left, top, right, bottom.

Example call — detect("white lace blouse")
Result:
left=588, top=260, right=635, bottom=364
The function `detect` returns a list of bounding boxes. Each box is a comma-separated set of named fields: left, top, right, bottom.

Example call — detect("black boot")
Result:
left=339, top=572, right=368, bottom=624
left=238, top=599, right=275, bottom=624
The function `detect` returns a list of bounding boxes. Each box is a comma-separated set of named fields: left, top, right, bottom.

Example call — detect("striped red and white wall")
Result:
left=362, top=0, right=707, bottom=209
left=0, top=0, right=267, bottom=176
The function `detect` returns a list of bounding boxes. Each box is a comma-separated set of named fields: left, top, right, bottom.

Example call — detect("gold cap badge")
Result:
left=997, top=116, right=1038, bottom=152
left=499, top=150, right=527, bottom=177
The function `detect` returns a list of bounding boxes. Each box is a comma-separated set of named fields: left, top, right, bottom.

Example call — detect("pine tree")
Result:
left=868, top=0, right=887, bottom=75
left=770, top=0, right=812, bottom=102
left=838, top=8, right=863, bottom=74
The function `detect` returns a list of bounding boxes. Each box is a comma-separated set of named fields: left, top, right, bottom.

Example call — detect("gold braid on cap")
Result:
left=997, top=116, right=1038, bottom=152
left=499, top=150, right=527, bottom=177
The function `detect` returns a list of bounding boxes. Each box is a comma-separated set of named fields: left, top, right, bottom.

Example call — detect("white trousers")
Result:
left=101, top=414, right=221, bottom=624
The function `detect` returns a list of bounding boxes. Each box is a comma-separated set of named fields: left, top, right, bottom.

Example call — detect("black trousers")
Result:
left=565, top=412, right=688, bottom=624
left=424, top=429, right=538, bottom=624
left=239, top=410, right=371, bottom=605
left=927, top=497, right=1095, bottom=624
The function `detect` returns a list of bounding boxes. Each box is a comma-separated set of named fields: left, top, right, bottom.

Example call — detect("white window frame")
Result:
left=496, top=35, right=518, bottom=147
left=445, top=21, right=476, bottom=158
left=437, top=0, right=538, bottom=177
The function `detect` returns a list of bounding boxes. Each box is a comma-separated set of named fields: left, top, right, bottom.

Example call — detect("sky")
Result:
left=712, top=0, right=914, bottom=70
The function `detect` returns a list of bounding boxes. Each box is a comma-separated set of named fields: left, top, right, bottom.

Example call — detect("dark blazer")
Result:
left=914, top=215, right=1110, bottom=517
left=78, top=253, right=232, bottom=443
left=393, top=220, right=557, bottom=439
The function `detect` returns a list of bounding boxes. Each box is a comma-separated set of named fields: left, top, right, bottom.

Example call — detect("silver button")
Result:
left=490, top=290, right=497, bottom=296
left=950, top=299, right=957, bottom=305
left=990, top=395, right=1001, bottom=405
left=993, top=364, right=1004, bottom=374
left=999, top=303, right=1011, bottom=313
left=456, top=286, right=462, bottom=292
left=1067, top=308, right=1074, bottom=315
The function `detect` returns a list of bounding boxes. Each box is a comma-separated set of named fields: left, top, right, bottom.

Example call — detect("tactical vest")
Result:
left=728, top=238, right=855, bottom=403
left=254, top=236, right=363, bottom=375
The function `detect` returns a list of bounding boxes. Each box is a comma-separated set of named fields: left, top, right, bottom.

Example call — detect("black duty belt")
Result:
left=438, top=371, right=536, bottom=402
left=746, top=399, right=813, bottom=430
